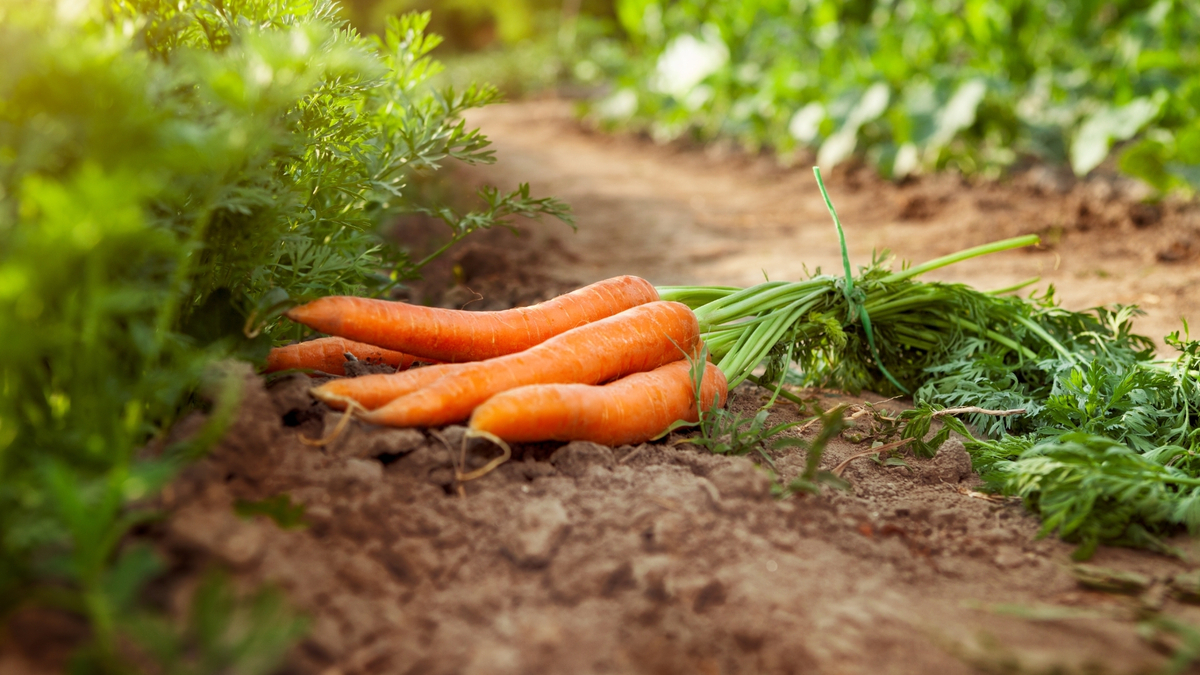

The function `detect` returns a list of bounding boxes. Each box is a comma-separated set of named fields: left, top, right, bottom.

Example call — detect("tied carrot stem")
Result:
left=813, top=166, right=854, bottom=295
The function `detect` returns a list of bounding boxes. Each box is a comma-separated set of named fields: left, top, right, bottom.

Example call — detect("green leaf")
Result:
left=1119, top=139, right=1174, bottom=191
left=102, top=544, right=164, bottom=614
left=1072, top=94, right=1166, bottom=176
left=235, top=494, right=308, bottom=530
left=929, top=79, right=987, bottom=149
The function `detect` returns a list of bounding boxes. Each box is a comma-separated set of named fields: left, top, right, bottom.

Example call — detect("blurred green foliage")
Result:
left=340, top=0, right=615, bottom=48
left=343, top=0, right=548, bottom=45
left=580, top=0, right=1200, bottom=191
left=0, top=0, right=568, bottom=669
left=124, top=568, right=310, bottom=675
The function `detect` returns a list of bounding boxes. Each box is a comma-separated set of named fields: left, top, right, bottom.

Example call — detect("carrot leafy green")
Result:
left=0, top=0, right=569, bottom=669
left=663, top=171, right=1197, bottom=559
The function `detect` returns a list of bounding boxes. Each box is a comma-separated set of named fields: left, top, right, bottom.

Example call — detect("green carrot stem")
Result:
left=856, top=305, right=910, bottom=394
left=888, top=325, right=940, bottom=351
left=696, top=281, right=827, bottom=323
left=691, top=280, right=792, bottom=310
left=863, top=291, right=953, bottom=317
left=717, top=317, right=769, bottom=379
left=879, top=234, right=1040, bottom=284
left=813, top=167, right=854, bottom=294
left=721, top=306, right=805, bottom=386
left=1012, top=314, right=1075, bottom=361
left=988, top=277, right=1041, bottom=295
left=656, top=286, right=741, bottom=307
left=938, top=316, right=1038, bottom=359
left=720, top=292, right=830, bottom=385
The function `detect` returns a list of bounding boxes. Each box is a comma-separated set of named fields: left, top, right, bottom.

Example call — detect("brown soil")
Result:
left=156, top=374, right=1200, bottom=675
left=8, top=100, right=1200, bottom=675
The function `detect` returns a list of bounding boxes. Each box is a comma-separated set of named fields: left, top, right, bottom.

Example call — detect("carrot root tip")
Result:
left=457, top=429, right=512, bottom=482
left=309, top=387, right=358, bottom=411
left=299, top=400, right=365, bottom=447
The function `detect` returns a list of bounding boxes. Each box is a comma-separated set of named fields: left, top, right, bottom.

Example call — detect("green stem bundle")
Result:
left=662, top=170, right=1200, bottom=561
left=658, top=238, right=1047, bottom=392
left=658, top=170, right=1052, bottom=392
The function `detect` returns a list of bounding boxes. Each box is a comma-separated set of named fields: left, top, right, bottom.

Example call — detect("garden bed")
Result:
left=7, top=98, right=1200, bottom=675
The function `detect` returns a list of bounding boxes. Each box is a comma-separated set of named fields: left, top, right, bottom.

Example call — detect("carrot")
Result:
left=310, top=362, right=464, bottom=411
left=357, top=301, right=700, bottom=428
left=264, top=337, right=424, bottom=376
left=285, top=275, right=659, bottom=363
left=468, top=358, right=727, bottom=445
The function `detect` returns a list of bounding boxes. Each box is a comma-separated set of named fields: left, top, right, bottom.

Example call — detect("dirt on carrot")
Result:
left=265, top=337, right=423, bottom=376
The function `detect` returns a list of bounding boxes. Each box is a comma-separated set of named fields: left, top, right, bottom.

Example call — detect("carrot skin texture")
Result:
left=285, top=275, right=659, bottom=363
left=310, top=362, right=465, bottom=410
left=468, top=359, right=728, bottom=445
left=360, top=301, right=700, bottom=428
left=264, top=337, right=421, bottom=376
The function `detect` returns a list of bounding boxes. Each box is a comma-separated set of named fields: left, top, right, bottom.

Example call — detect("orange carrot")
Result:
left=264, top=337, right=423, bottom=376
left=311, top=362, right=465, bottom=411
left=468, top=358, right=727, bottom=445
left=285, top=275, right=659, bottom=363
left=356, top=301, right=699, bottom=428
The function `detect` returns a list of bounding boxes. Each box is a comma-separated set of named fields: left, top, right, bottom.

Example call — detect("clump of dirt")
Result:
left=146, top=367, right=1200, bottom=675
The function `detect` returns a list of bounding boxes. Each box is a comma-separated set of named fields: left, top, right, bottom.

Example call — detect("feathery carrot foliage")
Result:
left=663, top=170, right=1198, bottom=558
left=0, top=0, right=569, bottom=669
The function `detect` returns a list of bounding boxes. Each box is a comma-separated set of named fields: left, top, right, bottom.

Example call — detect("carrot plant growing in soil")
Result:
left=0, top=0, right=569, bottom=670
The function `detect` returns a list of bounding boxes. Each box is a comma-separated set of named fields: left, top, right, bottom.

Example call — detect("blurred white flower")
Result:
left=788, top=102, right=825, bottom=143
left=818, top=83, right=890, bottom=168
left=653, top=25, right=728, bottom=100
left=596, top=88, right=639, bottom=120
left=894, top=143, right=920, bottom=177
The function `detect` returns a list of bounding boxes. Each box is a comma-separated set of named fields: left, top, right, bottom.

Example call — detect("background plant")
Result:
left=0, top=0, right=569, bottom=669
left=578, top=0, right=1200, bottom=191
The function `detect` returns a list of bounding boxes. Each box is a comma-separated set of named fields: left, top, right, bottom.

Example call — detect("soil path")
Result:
left=463, top=99, right=1200, bottom=349
left=161, top=372, right=1200, bottom=675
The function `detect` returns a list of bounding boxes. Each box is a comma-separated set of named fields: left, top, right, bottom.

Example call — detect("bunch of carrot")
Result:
left=270, top=275, right=728, bottom=446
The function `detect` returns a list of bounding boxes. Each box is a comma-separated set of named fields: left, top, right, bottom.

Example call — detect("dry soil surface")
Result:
left=156, top=370, right=1200, bottom=675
